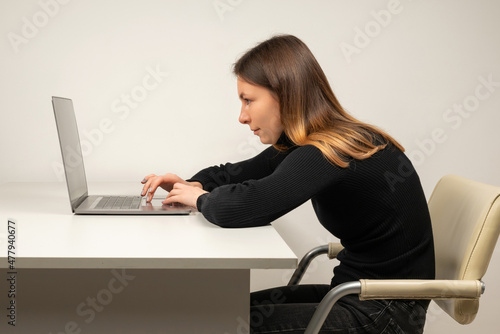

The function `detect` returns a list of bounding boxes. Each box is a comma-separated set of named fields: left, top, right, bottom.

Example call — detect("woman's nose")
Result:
left=239, top=108, right=250, bottom=124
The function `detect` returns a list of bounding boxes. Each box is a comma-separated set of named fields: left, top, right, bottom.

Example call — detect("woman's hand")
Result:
left=141, top=173, right=203, bottom=203
left=163, top=183, right=208, bottom=208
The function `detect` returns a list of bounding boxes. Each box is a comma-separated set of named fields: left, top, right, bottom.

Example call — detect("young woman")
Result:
left=141, top=35, right=435, bottom=334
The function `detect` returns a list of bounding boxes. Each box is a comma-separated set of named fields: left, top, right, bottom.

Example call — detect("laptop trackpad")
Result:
left=148, top=198, right=167, bottom=206
left=143, top=198, right=192, bottom=212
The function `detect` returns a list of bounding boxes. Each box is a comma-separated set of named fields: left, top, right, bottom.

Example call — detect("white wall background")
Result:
left=1, top=0, right=499, bottom=332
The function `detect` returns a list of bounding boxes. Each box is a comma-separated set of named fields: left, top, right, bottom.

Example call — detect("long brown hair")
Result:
left=233, top=34, right=404, bottom=168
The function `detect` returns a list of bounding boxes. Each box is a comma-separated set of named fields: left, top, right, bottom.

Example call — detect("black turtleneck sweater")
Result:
left=189, top=142, right=435, bottom=286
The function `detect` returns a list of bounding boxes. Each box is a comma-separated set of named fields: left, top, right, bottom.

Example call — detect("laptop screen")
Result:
left=52, top=97, right=88, bottom=210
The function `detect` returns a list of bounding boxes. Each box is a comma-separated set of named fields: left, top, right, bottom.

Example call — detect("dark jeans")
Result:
left=250, top=285, right=428, bottom=334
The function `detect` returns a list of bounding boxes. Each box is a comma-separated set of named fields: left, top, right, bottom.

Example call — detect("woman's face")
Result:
left=237, top=78, right=283, bottom=145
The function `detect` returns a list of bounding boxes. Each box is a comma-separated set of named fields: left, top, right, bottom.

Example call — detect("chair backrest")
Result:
left=428, top=174, right=500, bottom=324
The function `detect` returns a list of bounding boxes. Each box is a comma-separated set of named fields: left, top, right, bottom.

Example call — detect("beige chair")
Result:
left=287, top=175, right=500, bottom=334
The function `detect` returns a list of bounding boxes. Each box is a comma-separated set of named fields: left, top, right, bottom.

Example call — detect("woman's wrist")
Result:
left=188, top=181, right=203, bottom=189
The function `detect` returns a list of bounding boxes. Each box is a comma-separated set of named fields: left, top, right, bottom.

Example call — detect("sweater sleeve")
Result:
left=188, top=146, right=288, bottom=191
left=196, top=145, right=346, bottom=228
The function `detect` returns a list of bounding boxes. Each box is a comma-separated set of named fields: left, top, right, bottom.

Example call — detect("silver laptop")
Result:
left=52, top=96, right=192, bottom=215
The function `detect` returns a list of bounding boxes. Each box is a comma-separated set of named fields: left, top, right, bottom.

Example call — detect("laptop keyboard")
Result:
left=94, top=196, right=142, bottom=210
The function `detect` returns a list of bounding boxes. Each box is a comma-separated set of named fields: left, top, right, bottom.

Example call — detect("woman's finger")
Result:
left=141, top=179, right=153, bottom=197
left=163, top=183, right=207, bottom=208
left=142, top=174, right=156, bottom=182
left=163, top=185, right=181, bottom=203
left=141, top=174, right=157, bottom=195
left=147, top=179, right=163, bottom=202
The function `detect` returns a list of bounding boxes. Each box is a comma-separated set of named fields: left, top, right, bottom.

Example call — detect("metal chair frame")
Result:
left=286, top=175, right=500, bottom=334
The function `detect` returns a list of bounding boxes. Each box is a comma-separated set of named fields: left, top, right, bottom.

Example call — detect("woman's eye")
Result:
left=244, top=99, right=251, bottom=105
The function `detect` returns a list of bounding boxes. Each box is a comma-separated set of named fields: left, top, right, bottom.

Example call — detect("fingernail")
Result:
left=141, top=178, right=147, bottom=183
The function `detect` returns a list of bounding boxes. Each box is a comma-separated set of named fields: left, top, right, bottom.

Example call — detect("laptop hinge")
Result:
left=72, top=192, right=89, bottom=212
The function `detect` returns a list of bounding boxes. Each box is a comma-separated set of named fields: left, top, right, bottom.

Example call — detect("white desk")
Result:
left=0, top=182, right=297, bottom=334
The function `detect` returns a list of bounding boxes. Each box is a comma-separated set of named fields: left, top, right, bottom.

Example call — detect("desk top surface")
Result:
left=0, top=182, right=297, bottom=270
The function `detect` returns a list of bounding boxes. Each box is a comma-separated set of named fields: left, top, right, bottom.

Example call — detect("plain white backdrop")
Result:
left=1, top=0, right=499, bottom=333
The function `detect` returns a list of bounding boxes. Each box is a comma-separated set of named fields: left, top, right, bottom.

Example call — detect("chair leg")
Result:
left=304, top=281, right=362, bottom=334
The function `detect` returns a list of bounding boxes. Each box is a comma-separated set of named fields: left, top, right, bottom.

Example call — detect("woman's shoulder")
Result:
left=283, top=144, right=345, bottom=173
